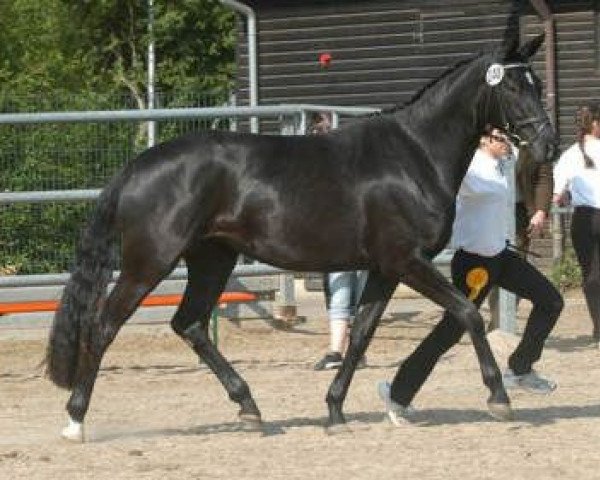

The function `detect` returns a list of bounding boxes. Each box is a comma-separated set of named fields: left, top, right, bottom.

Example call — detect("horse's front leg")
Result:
left=326, top=271, right=398, bottom=427
left=400, top=253, right=511, bottom=419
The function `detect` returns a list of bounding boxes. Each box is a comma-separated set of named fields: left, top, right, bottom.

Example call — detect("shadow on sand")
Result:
left=91, top=402, right=600, bottom=443
left=544, top=334, right=598, bottom=353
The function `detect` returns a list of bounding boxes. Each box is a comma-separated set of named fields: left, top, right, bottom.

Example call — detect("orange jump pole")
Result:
left=0, top=291, right=258, bottom=346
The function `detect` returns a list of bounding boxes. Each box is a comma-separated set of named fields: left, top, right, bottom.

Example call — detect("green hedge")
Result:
left=0, top=91, right=228, bottom=274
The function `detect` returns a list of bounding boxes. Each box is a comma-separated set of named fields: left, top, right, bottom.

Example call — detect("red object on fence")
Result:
left=318, top=52, right=332, bottom=68
left=0, top=292, right=257, bottom=315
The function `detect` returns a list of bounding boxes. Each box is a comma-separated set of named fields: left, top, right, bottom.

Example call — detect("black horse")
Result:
left=47, top=34, right=556, bottom=441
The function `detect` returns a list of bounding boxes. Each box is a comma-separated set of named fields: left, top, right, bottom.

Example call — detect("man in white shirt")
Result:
left=378, top=126, right=564, bottom=426
left=487, top=144, right=553, bottom=331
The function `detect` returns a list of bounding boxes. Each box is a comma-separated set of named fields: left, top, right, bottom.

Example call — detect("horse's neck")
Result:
left=400, top=62, right=487, bottom=195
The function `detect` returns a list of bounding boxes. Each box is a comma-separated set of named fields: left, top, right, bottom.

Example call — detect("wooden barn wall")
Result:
left=524, top=0, right=600, bottom=148
left=234, top=1, right=600, bottom=145
left=235, top=0, right=518, bottom=132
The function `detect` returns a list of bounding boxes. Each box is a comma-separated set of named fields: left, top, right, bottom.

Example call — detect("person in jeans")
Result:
left=554, top=101, right=600, bottom=346
left=377, top=125, right=564, bottom=425
left=307, top=111, right=368, bottom=371
left=314, top=271, right=368, bottom=370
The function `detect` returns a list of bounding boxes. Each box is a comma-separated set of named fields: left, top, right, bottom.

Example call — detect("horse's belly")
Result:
left=245, top=238, right=367, bottom=271
left=208, top=210, right=366, bottom=270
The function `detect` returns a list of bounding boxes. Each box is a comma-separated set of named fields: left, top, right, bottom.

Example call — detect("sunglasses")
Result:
left=489, top=134, right=509, bottom=144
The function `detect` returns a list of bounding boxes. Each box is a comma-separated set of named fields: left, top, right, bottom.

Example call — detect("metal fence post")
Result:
left=498, top=155, right=517, bottom=333
left=552, top=209, right=563, bottom=264
left=271, top=112, right=304, bottom=322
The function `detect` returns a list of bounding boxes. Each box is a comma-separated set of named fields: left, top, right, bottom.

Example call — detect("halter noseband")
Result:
left=485, top=62, right=551, bottom=147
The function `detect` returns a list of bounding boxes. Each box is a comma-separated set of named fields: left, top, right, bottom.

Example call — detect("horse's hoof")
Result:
left=487, top=401, right=513, bottom=421
left=61, top=418, right=84, bottom=442
left=325, top=422, right=352, bottom=436
left=238, top=411, right=262, bottom=425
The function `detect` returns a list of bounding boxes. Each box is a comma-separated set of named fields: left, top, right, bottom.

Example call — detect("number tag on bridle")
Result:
left=485, top=64, right=505, bottom=86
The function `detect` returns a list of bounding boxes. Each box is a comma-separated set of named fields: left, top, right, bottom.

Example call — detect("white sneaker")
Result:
left=376, top=381, right=415, bottom=426
left=503, top=368, right=557, bottom=394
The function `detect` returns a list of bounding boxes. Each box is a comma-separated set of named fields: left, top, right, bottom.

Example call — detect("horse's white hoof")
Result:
left=487, top=402, right=513, bottom=422
left=61, top=418, right=84, bottom=442
left=325, top=423, right=352, bottom=436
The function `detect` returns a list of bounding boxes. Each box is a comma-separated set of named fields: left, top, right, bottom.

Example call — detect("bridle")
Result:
left=484, top=62, right=552, bottom=147
left=508, top=114, right=550, bottom=146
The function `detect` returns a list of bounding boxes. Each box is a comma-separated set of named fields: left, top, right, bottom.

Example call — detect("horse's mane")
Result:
left=373, top=52, right=483, bottom=116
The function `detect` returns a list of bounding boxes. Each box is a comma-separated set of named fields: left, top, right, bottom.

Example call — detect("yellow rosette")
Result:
left=466, top=267, right=489, bottom=301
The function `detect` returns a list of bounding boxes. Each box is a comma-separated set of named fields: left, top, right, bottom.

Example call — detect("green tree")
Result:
left=0, top=0, right=236, bottom=274
left=0, top=0, right=97, bottom=97
left=58, top=0, right=236, bottom=106
left=0, top=0, right=235, bottom=110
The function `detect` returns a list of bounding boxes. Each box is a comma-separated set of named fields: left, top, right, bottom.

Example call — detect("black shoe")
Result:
left=314, top=352, right=343, bottom=371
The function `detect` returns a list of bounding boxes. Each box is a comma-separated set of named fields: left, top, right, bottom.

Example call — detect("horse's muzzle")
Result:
left=533, top=123, right=559, bottom=163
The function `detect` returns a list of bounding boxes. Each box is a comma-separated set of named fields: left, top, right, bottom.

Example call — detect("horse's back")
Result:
left=107, top=125, right=452, bottom=271
left=111, top=132, right=244, bottom=240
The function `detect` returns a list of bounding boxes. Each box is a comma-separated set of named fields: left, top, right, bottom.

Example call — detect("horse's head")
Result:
left=484, top=33, right=558, bottom=163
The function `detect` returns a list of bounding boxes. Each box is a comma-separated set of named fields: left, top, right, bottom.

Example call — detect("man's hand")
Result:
left=553, top=192, right=570, bottom=207
left=528, top=210, right=546, bottom=237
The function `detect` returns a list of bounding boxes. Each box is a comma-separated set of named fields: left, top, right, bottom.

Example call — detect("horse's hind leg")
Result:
left=63, top=261, right=175, bottom=441
left=326, top=270, right=397, bottom=427
left=398, top=253, right=511, bottom=420
left=170, top=239, right=261, bottom=424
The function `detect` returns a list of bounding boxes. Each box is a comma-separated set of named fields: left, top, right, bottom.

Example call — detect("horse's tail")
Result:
left=46, top=180, right=121, bottom=389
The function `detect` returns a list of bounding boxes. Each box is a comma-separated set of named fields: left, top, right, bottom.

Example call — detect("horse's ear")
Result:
left=501, top=30, right=520, bottom=59
left=501, top=8, right=520, bottom=58
left=516, top=33, right=545, bottom=60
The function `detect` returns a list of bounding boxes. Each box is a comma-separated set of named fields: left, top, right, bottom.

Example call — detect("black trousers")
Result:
left=487, top=202, right=530, bottom=329
left=390, top=248, right=563, bottom=407
left=571, top=206, right=600, bottom=339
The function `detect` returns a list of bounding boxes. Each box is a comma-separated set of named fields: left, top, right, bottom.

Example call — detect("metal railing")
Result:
left=0, top=103, right=525, bottom=331
left=0, top=104, right=376, bottom=206
left=0, top=104, right=376, bottom=321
